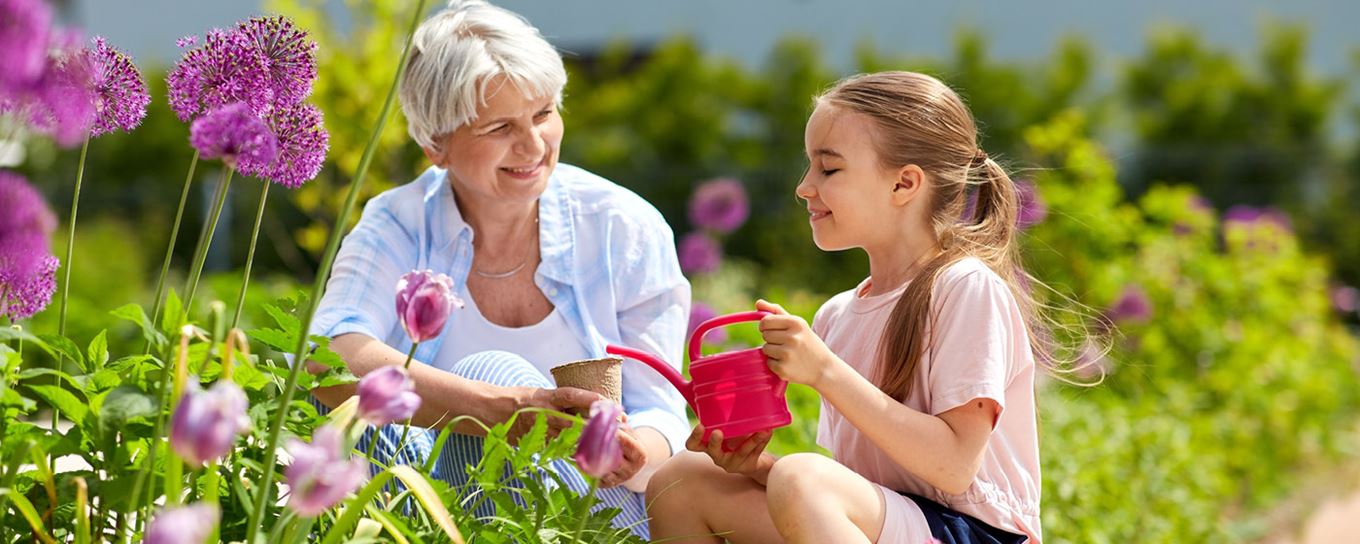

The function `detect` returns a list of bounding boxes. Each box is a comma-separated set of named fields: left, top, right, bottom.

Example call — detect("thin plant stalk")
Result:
left=148, top=151, right=201, bottom=339
left=182, top=167, right=235, bottom=315
left=230, top=181, right=270, bottom=330
left=244, top=1, right=428, bottom=538
left=54, top=136, right=90, bottom=429
left=394, top=343, right=419, bottom=454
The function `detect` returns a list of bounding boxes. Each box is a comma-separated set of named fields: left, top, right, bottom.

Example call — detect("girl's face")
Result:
left=424, top=76, right=564, bottom=207
left=797, top=103, right=906, bottom=251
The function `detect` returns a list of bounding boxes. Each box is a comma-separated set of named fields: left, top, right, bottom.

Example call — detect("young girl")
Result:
left=647, top=71, right=1054, bottom=543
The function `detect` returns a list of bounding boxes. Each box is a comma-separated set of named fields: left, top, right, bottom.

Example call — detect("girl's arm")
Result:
left=816, top=358, right=997, bottom=495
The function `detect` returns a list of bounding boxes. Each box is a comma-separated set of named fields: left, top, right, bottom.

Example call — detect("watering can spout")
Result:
left=605, top=345, right=695, bottom=408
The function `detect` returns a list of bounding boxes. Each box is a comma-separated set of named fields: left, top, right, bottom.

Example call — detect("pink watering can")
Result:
left=607, top=311, right=792, bottom=445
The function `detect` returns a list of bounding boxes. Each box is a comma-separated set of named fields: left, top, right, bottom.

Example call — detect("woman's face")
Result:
left=426, top=76, right=564, bottom=206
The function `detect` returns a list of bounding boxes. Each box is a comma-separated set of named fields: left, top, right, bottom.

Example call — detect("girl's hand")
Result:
left=685, top=424, right=774, bottom=482
left=757, top=299, right=836, bottom=388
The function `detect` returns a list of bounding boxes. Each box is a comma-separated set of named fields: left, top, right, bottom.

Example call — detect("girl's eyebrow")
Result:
left=813, top=148, right=844, bottom=159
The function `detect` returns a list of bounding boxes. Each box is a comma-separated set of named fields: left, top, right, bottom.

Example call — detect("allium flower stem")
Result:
left=230, top=181, right=270, bottom=330
left=163, top=325, right=193, bottom=506
left=246, top=2, right=428, bottom=539
left=148, top=151, right=200, bottom=348
left=53, top=135, right=89, bottom=430
left=181, top=167, right=234, bottom=315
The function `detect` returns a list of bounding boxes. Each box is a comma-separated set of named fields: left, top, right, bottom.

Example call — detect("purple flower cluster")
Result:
left=1014, top=178, right=1047, bottom=230
left=171, top=16, right=327, bottom=187
left=689, top=178, right=749, bottom=234
left=678, top=232, right=721, bottom=275
left=0, top=1, right=148, bottom=145
left=1107, top=284, right=1152, bottom=324
left=87, top=37, right=150, bottom=136
left=1224, top=205, right=1292, bottom=232
left=189, top=102, right=278, bottom=170
left=0, top=171, right=59, bottom=321
left=285, top=424, right=367, bottom=517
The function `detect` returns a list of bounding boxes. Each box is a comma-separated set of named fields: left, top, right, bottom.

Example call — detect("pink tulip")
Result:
left=284, top=424, right=367, bottom=517
left=573, top=400, right=624, bottom=479
left=169, top=381, right=251, bottom=467
left=395, top=269, right=462, bottom=344
left=144, top=503, right=219, bottom=544
left=357, top=365, right=421, bottom=425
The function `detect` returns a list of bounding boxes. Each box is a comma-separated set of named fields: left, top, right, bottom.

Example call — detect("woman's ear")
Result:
left=891, top=164, right=927, bottom=207
left=421, top=144, right=445, bottom=167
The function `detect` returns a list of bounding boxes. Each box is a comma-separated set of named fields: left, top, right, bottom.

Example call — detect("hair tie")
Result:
left=971, top=149, right=989, bottom=168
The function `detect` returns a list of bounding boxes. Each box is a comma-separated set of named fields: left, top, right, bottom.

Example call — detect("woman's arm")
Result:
left=310, top=333, right=601, bottom=438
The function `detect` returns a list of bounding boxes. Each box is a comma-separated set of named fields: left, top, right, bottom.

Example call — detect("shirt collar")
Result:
left=427, top=166, right=575, bottom=285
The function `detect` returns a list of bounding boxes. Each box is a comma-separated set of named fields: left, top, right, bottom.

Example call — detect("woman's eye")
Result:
left=489, top=124, right=510, bottom=134
left=534, top=109, right=551, bottom=119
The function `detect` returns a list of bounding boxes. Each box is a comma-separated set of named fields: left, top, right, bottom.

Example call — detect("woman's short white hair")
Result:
left=400, top=0, right=567, bottom=149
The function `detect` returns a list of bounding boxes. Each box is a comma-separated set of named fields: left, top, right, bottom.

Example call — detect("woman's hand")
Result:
left=686, top=425, right=774, bottom=484
left=599, top=423, right=648, bottom=488
left=504, top=386, right=603, bottom=441
left=757, top=299, right=837, bottom=388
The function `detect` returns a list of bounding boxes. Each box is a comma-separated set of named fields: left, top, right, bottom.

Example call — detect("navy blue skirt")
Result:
left=903, top=494, right=1029, bottom=544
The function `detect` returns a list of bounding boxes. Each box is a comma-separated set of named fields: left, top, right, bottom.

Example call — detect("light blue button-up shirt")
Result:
left=310, top=163, right=692, bottom=453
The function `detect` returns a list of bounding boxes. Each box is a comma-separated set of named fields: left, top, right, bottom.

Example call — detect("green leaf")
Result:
left=247, top=327, right=294, bottom=352
left=86, top=331, right=108, bottom=371
left=230, top=357, right=270, bottom=391
left=16, top=368, right=80, bottom=389
left=0, top=488, right=57, bottom=544
left=1, top=386, right=36, bottom=411
left=161, top=289, right=184, bottom=333
left=315, top=368, right=358, bottom=388
left=0, top=327, right=48, bottom=352
left=99, top=385, right=159, bottom=429
left=111, top=304, right=167, bottom=348
left=307, top=338, right=347, bottom=370
left=36, top=333, right=85, bottom=372
left=26, top=385, right=88, bottom=426
left=263, top=302, right=300, bottom=336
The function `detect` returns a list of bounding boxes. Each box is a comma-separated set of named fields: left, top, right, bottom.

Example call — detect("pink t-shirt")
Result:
left=814, top=257, right=1042, bottom=542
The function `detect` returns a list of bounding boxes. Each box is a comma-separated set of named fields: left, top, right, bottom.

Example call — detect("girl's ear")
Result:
left=891, top=164, right=927, bottom=207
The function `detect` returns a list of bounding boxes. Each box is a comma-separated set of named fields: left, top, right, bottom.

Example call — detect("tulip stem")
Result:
left=393, top=343, right=420, bottom=455
left=243, top=2, right=429, bottom=539
left=148, top=150, right=201, bottom=352
left=230, top=181, right=270, bottom=330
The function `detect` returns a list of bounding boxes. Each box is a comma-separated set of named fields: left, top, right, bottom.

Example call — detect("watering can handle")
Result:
left=689, top=310, right=771, bottom=362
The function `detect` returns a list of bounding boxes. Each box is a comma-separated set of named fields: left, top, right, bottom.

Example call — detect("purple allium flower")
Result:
left=0, top=170, right=57, bottom=236
left=0, top=235, right=58, bottom=322
left=285, top=424, right=368, bottom=517
left=175, top=35, right=196, bottom=49
left=573, top=400, right=624, bottom=479
left=258, top=102, right=327, bottom=188
left=395, top=269, right=462, bottom=344
left=1333, top=285, right=1358, bottom=315
left=0, top=0, right=53, bottom=93
left=1224, top=205, right=1292, bottom=232
left=687, top=302, right=727, bottom=346
left=235, top=16, right=317, bottom=109
left=189, top=102, right=278, bottom=170
left=166, top=28, right=273, bottom=122
left=169, top=381, right=251, bottom=467
left=1108, top=285, right=1152, bottom=324
left=144, top=502, right=219, bottom=544
left=0, top=172, right=59, bottom=321
left=86, top=36, right=149, bottom=137
left=357, top=366, right=421, bottom=426
left=26, top=49, right=97, bottom=146
left=688, top=178, right=749, bottom=234
left=678, top=232, right=721, bottom=275
left=1015, top=178, right=1047, bottom=230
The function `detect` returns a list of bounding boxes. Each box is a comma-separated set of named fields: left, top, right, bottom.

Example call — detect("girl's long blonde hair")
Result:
left=819, top=71, right=1094, bottom=401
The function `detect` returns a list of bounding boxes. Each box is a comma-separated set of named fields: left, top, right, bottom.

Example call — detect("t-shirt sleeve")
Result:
left=926, top=268, right=1018, bottom=424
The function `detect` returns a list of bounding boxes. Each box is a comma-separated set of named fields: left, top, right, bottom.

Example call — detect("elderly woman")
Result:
left=306, top=0, right=689, bottom=537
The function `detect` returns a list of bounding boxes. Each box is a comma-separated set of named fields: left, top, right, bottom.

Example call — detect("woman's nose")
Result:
left=514, top=124, right=546, bottom=159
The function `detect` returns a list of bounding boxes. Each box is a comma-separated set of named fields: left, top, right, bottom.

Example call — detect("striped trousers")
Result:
left=330, top=350, right=651, bottom=539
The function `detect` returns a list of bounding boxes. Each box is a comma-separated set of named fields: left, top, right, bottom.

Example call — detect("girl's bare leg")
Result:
left=647, top=451, right=784, bottom=543
left=765, top=453, right=886, bottom=544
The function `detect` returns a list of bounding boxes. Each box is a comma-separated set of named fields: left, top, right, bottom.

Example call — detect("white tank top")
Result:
left=433, top=284, right=593, bottom=383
